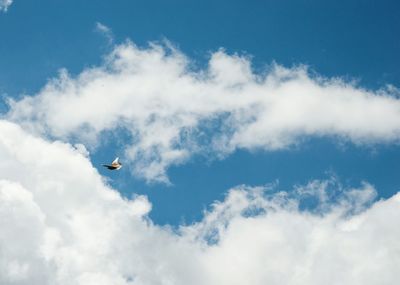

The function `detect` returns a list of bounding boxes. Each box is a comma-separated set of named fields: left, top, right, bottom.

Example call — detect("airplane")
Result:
left=102, top=157, right=122, bottom=170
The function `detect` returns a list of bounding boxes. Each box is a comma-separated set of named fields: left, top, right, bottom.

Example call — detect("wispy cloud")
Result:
left=0, top=119, right=399, bottom=284
left=95, top=22, right=114, bottom=44
left=7, top=41, right=400, bottom=182
left=0, top=0, right=13, bottom=12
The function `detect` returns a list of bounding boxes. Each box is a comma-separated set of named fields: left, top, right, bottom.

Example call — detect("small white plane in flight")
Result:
left=102, top=157, right=122, bottom=170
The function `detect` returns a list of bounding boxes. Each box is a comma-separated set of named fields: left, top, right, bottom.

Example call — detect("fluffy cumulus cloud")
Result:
left=0, top=120, right=399, bottom=285
left=0, top=0, right=13, bottom=12
left=3, top=40, right=400, bottom=283
left=7, top=41, right=400, bottom=182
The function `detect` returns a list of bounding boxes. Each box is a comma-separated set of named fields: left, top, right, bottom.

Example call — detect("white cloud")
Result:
left=0, top=0, right=13, bottom=12
left=0, top=119, right=399, bottom=285
left=7, top=41, right=400, bottom=183
left=95, top=22, right=114, bottom=44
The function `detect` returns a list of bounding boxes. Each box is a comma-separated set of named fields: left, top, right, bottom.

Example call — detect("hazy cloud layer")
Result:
left=0, top=120, right=399, bottom=285
left=0, top=0, right=13, bottom=12
left=8, top=42, right=400, bottom=182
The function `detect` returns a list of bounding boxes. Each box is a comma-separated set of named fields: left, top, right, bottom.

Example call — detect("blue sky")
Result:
left=1, top=0, right=399, bottom=93
left=1, top=0, right=400, bottom=226
left=1, top=1, right=400, bottom=284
